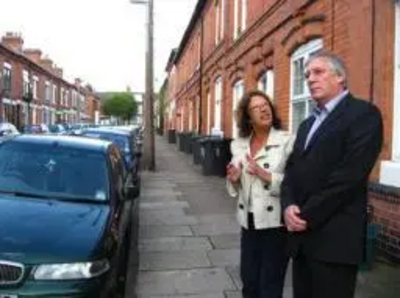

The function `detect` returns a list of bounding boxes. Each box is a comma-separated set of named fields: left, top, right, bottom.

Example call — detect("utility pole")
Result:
left=130, top=0, right=155, bottom=171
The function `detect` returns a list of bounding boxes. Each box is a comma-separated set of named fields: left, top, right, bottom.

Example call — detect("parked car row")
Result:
left=0, top=124, right=143, bottom=297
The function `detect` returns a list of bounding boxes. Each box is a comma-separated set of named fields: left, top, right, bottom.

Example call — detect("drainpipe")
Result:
left=198, top=14, right=204, bottom=135
left=369, top=0, right=376, bottom=103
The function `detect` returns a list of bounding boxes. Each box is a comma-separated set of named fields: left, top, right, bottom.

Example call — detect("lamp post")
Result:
left=130, top=0, right=155, bottom=171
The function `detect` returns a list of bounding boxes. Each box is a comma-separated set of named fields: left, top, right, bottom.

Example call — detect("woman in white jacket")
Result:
left=226, top=90, right=294, bottom=298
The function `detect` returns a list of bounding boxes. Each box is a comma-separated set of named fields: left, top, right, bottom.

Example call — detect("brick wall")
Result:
left=369, top=183, right=400, bottom=263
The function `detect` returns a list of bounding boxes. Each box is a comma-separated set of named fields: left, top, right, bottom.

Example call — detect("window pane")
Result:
left=293, top=58, right=304, bottom=96
left=292, top=101, right=306, bottom=132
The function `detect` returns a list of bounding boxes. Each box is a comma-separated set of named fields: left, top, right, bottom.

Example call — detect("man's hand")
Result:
left=227, top=162, right=242, bottom=184
left=284, top=205, right=307, bottom=232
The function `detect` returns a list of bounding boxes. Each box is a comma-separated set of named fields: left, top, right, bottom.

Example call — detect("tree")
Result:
left=102, top=92, right=138, bottom=123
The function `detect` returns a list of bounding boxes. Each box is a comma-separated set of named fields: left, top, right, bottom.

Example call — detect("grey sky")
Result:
left=0, top=0, right=197, bottom=92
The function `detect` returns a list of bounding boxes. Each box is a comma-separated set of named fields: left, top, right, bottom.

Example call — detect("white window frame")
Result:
left=220, top=0, right=225, bottom=42
left=214, top=77, right=223, bottom=132
left=380, top=1, right=400, bottom=187
left=233, top=0, right=239, bottom=39
left=33, top=76, right=39, bottom=100
left=232, top=79, right=244, bottom=138
left=290, top=39, right=323, bottom=133
left=189, top=100, right=193, bottom=131
left=258, top=70, right=274, bottom=101
left=207, top=91, right=211, bottom=134
left=215, top=0, right=220, bottom=45
left=241, top=0, right=247, bottom=33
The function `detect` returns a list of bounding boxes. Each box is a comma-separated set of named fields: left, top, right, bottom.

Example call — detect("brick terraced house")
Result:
left=164, top=0, right=400, bottom=262
left=0, top=32, right=99, bottom=128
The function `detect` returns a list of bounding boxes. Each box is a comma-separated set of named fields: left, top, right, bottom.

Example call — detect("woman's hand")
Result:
left=246, top=154, right=271, bottom=183
left=226, top=162, right=242, bottom=184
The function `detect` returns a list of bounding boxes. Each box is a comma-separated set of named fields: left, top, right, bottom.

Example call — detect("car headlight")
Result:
left=33, top=259, right=110, bottom=280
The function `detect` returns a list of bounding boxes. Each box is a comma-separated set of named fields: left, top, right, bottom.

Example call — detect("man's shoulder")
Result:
left=347, top=94, right=381, bottom=116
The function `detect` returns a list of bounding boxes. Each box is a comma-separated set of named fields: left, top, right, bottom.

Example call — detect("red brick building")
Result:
left=165, top=0, right=400, bottom=262
left=0, top=32, right=96, bottom=128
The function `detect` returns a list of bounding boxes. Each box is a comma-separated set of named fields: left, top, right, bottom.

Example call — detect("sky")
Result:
left=0, top=0, right=197, bottom=92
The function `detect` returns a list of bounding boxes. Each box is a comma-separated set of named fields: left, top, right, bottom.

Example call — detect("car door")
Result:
left=109, top=145, right=132, bottom=245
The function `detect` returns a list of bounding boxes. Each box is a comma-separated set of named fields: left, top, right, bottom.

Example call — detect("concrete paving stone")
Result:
left=140, top=213, right=198, bottom=226
left=137, top=294, right=225, bottom=298
left=140, top=208, right=187, bottom=219
left=141, top=189, right=182, bottom=197
left=139, top=225, right=194, bottom=238
left=136, top=268, right=236, bottom=295
left=140, top=196, right=180, bottom=203
left=191, top=222, right=240, bottom=236
left=207, top=249, right=240, bottom=267
left=209, top=234, right=240, bottom=249
left=224, top=292, right=242, bottom=298
left=140, top=201, right=190, bottom=209
left=283, top=286, right=293, bottom=298
left=196, top=214, right=237, bottom=225
left=139, top=251, right=211, bottom=271
left=139, top=237, right=213, bottom=252
left=225, top=266, right=242, bottom=290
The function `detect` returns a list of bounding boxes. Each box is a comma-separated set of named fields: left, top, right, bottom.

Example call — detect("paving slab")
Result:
left=139, top=251, right=211, bottom=271
left=209, top=235, right=240, bottom=249
left=139, top=225, right=193, bottom=238
left=136, top=268, right=236, bottom=296
left=207, top=249, right=240, bottom=267
left=138, top=237, right=213, bottom=252
left=138, top=294, right=224, bottom=298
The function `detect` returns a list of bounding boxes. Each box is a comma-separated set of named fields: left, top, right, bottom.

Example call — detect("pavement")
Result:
left=124, top=134, right=400, bottom=298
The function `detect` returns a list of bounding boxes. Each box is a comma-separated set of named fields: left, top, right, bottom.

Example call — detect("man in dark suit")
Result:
left=281, top=50, right=383, bottom=298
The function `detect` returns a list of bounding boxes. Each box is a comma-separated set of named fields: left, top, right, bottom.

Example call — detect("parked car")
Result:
left=112, top=125, right=143, bottom=155
left=81, top=127, right=141, bottom=197
left=0, top=122, right=19, bottom=137
left=48, top=124, right=67, bottom=135
left=23, top=124, right=49, bottom=134
left=0, top=135, right=138, bottom=297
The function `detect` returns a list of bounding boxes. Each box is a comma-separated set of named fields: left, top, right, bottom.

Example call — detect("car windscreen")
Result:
left=0, top=141, right=109, bottom=202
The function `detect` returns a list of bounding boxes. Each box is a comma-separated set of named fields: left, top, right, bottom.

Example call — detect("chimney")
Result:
left=40, top=56, right=53, bottom=71
left=54, top=67, right=63, bottom=78
left=1, top=32, right=24, bottom=52
left=75, top=78, right=82, bottom=87
left=23, top=48, right=42, bottom=64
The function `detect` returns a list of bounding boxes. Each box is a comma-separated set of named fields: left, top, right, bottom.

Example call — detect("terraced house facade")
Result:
left=0, top=32, right=100, bottom=128
left=165, top=0, right=400, bottom=262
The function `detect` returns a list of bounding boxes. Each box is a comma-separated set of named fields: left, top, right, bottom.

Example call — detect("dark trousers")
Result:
left=241, top=214, right=289, bottom=298
left=292, top=252, right=358, bottom=298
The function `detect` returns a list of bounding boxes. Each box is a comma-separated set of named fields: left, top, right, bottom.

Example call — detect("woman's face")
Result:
left=248, top=95, right=273, bottom=129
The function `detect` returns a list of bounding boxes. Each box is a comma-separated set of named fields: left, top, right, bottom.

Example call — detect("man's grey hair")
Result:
left=305, top=50, right=348, bottom=88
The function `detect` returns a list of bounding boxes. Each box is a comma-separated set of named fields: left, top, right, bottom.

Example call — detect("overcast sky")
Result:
left=0, top=0, right=197, bottom=92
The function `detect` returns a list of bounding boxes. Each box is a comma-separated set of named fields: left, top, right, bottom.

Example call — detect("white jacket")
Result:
left=227, top=129, right=295, bottom=229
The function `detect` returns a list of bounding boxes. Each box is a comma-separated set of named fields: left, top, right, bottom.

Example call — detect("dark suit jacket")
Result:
left=281, top=93, right=383, bottom=264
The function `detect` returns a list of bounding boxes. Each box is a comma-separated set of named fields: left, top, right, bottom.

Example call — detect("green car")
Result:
left=0, top=135, right=139, bottom=297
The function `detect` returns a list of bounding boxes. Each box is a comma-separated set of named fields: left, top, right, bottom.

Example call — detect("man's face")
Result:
left=305, top=57, right=345, bottom=105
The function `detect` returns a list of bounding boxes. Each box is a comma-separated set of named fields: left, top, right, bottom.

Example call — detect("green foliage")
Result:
left=101, top=92, right=138, bottom=121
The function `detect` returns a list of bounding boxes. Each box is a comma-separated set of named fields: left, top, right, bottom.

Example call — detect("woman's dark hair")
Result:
left=235, top=90, right=281, bottom=138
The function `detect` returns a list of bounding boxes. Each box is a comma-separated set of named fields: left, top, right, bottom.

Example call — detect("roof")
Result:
left=3, top=134, right=111, bottom=152
left=173, top=0, right=206, bottom=64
